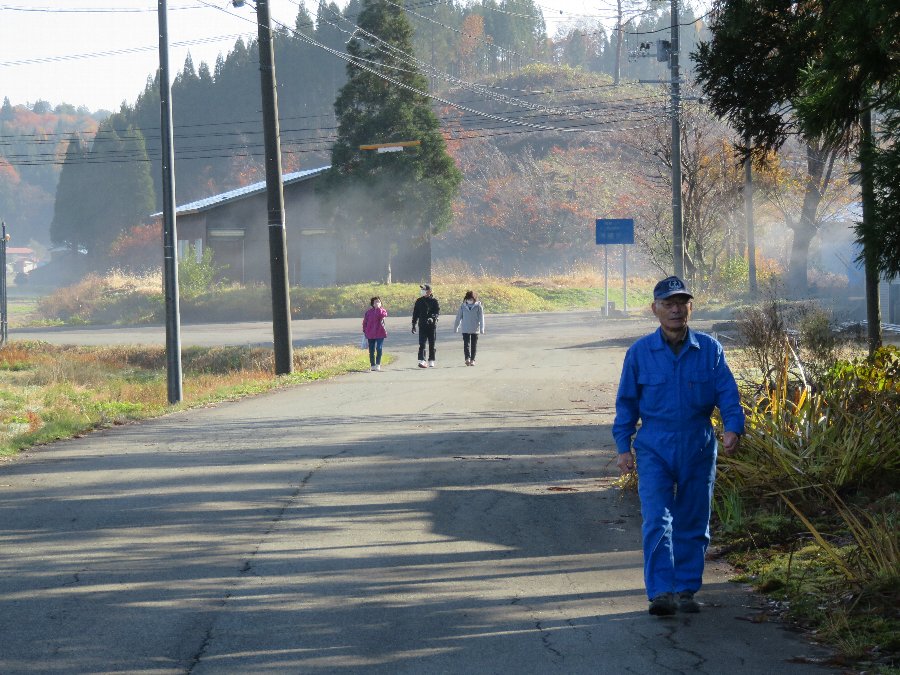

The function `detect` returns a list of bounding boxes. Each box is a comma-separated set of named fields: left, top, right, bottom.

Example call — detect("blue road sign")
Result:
left=596, top=219, right=634, bottom=245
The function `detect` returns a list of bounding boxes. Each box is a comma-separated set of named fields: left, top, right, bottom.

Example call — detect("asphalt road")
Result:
left=1, top=312, right=831, bottom=674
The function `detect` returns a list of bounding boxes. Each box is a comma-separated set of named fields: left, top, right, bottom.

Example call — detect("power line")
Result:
left=2, top=107, right=668, bottom=167
left=1, top=0, right=673, bottom=169
left=0, top=3, right=205, bottom=12
left=276, top=1, right=668, bottom=130
left=0, top=33, right=252, bottom=68
left=625, top=10, right=713, bottom=35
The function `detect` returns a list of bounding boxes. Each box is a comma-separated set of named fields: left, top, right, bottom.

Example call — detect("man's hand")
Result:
left=616, top=452, right=635, bottom=475
left=411, top=326, right=416, bottom=334
left=722, top=431, right=739, bottom=456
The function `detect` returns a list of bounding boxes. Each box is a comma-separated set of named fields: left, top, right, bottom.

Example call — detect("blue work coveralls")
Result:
left=613, top=327, right=744, bottom=601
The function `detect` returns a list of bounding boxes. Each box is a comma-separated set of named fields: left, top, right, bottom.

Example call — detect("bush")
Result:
left=179, top=244, right=225, bottom=299
left=718, top=343, right=900, bottom=665
left=713, top=257, right=750, bottom=295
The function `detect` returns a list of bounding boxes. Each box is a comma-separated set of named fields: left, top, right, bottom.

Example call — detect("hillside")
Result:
left=437, top=65, right=668, bottom=274
left=0, top=98, right=102, bottom=248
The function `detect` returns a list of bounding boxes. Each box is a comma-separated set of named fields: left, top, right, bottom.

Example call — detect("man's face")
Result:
left=651, top=295, right=692, bottom=332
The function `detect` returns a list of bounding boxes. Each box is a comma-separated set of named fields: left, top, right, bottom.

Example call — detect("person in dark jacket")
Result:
left=411, top=284, right=440, bottom=368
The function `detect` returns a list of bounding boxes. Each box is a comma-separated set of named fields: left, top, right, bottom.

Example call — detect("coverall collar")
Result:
left=650, top=326, right=700, bottom=358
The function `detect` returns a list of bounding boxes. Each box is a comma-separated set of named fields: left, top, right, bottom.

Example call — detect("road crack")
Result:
left=184, top=447, right=349, bottom=672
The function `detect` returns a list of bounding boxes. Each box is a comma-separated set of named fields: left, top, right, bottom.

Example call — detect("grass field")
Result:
left=0, top=342, right=383, bottom=456
left=23, top=269, right=662, bottom=326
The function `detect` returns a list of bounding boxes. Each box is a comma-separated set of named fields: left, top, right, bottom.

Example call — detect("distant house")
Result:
left=158, top=166, right=430, bottom=287
left=6, top=247, right=38, bottom=275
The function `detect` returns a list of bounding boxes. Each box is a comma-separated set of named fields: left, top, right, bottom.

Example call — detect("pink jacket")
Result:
left=362, top=306, right=388, bottom=339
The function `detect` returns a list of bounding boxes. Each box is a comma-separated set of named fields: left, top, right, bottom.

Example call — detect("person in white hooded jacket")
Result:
left=453, top=290, right=485, bottom=365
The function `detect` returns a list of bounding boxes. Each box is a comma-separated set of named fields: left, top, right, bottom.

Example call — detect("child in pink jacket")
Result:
left=362, top=296, right=388, bottom=371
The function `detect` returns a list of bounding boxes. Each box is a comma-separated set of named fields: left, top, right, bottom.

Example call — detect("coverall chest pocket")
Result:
left=687, top=371, right=715, bottom=411
left=638, top=373, right=668, bottom=412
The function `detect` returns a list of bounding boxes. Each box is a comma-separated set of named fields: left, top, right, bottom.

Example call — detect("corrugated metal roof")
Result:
left=151, top=165, right=330, bottom=218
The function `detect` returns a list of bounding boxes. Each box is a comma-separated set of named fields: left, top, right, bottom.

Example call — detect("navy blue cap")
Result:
left=653, top=276, right=693, bottom=301
left=420, top=283, right=432, bottom=291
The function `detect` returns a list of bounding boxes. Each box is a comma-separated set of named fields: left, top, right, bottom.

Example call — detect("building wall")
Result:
left=175, top=175, right=431, bottom=287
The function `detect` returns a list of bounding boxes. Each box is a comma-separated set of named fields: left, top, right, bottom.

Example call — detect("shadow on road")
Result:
left=0, top=409, right=827, bottom=673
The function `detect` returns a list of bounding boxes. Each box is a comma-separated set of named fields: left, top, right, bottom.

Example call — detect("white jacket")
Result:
left=454, top=301, right=485, bottom=334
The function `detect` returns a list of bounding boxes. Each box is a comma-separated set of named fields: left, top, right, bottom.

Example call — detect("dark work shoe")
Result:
left=649, top=593, right=677, bottom=616
left=677, top=591, right=700, bottom=613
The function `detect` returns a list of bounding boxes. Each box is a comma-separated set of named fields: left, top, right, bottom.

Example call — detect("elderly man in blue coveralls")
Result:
left=613, top=276, right=745, bottom=616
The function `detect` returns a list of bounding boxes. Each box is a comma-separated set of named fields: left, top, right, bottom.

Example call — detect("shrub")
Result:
left=179, top=244, right=225, bottom=299
left=713, top=256, right=749, bottom=295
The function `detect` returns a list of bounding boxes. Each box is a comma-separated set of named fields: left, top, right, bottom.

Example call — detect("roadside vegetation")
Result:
left=711, top=300, right=899, bottom=671
left=0, top=342, right=379, bottom=457
left=24, top=264, right=660, bottom=327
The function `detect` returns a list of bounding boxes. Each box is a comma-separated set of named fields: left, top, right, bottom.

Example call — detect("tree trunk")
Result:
left=786, top=218, right=816, bottom=297
left=384, top=237, right=392, bottom=285
left=785, top=143, right=830, bottom=297
left=860, top=109, right=882, bottom=355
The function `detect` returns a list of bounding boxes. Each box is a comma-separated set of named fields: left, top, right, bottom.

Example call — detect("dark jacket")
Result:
left=412, top=295, right=440, bottom=330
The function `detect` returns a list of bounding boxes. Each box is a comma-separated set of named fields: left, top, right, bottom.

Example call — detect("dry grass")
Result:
left=32, top=266, right=663, bottom=326
left=432, top=258, right=656, bottom=291
left=101, top=268, right=163, bottom=293
left=0, top=342, right=372, bottom=455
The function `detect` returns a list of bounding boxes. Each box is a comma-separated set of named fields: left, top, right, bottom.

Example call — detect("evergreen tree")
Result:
left=695, top=0, right=899, bottom=351
left=70, top=123, right=156, bottom=259
left=81, top=123, right=123, bottom=258
left=113, top=126, right=156, bottom=230
left=323, top=0, right=462, bottom=281
left=51, top=134, right=88, bottom=249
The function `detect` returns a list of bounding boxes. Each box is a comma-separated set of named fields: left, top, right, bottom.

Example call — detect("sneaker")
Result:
left=677, top=591, right=700, bottom=613
left=428, top=360, right=435, bottom=368
left=370, top=366, right=377, bottom=372
left=648, top=593, right=677, bottom=616
left=465, top=359, right=471, bottom=366
left=418, top=360, right=428, bottom=368
left=375, top=364, right=382, bottom=372
left=469, top=360, right=475, bottom=366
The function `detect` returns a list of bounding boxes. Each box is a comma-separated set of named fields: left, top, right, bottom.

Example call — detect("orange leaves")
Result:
left=458, top=15, right=485, bottom=76
left=0, top=157, right=20, bottom=185
left=109, top=222, right=162, bottom=257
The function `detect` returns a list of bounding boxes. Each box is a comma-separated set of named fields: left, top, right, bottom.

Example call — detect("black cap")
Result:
left=653, top=276, right=693, bottom=301
left=420, top=284, right=432, bottom=291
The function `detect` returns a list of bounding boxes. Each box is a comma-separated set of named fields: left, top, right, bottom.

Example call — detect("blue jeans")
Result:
left=368, top=338, right=384, bottom=366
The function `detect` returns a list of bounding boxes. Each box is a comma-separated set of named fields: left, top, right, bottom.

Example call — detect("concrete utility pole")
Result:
left=256, top=0, right=294, bottom=374
left=614, top=0, right=624, bottom=86
left=670, top=0, right=684, bottom=278
left=157, top=0, right=183, bottom=403
left=0, top=222, right=8, bottom=348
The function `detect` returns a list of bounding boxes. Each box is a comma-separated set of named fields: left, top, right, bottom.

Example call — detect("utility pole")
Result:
left=430, top=2, right=436, bottom=91
left=256, top=0, right=294, bottom=374
left=614, top=0, right=623, bottom=86
left=744, top=138, right=757, bottom=294
left=157, top=0, right=183, bottom=403
left=670, top=0, right=684, bottom=278
left=0, top=222, right=8, bottom=348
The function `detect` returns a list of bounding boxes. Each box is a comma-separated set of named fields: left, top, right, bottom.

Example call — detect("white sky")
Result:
left=0, top=0, right=710, bottom=113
